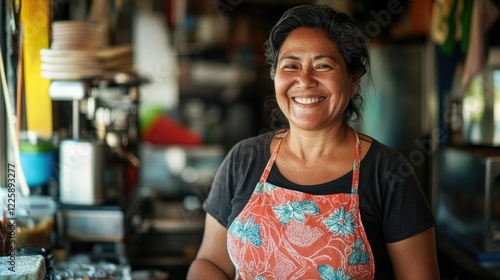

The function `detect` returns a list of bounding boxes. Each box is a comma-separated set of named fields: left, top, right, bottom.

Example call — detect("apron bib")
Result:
left=227, top=131, right=375, bottom=279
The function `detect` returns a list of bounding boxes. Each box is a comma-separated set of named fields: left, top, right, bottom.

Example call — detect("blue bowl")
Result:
left=20, top=151, right=55, bottom=187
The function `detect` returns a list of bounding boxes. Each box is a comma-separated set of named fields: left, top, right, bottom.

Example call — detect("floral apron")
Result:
left=227, top=131, right=375, bottom=280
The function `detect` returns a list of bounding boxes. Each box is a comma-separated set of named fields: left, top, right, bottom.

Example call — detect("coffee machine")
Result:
left=51, top=73, right=140, bottom=205
left=50, top=73, right=142, bottom=248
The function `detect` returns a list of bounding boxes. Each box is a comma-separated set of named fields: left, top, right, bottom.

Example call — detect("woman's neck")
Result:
left=283, top=123, right=353, bottom=162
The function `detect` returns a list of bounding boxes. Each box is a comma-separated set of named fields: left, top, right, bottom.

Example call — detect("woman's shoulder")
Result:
left=230, top=130, right=275, bottom=153
left=361, top=134, right=408, bottom=165
left=224, top=130, right=275, bottom=163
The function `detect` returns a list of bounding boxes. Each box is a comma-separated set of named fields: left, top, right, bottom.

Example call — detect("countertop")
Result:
left=437, top=232, right=500, bottom=280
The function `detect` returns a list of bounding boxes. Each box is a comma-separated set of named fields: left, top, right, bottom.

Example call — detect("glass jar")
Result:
left=14, top=195, right=56, bottom=249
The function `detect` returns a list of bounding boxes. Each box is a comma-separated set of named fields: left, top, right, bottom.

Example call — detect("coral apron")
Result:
left=227, top=131, right=375, bottom=279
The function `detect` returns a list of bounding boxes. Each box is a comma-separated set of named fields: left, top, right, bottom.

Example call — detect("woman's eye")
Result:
left=282, top=64, right=298, bottom=70
left=316, top=64, right=331, bottom=70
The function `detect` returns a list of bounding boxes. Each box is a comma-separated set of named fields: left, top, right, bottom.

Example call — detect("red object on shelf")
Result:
left=142, top=115, right=203, bottom=146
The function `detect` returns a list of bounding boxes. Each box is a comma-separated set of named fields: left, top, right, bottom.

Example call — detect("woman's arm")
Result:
left=387, top=227, right=440, bottom=280
left=187, top=214, right=235, bottom=280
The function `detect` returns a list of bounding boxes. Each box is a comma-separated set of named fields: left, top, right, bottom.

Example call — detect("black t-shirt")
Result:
left=204, top=131, right=435, bottom=279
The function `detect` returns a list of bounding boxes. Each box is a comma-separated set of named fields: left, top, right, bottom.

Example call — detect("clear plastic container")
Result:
left=14, top=195, right=57, bottom=249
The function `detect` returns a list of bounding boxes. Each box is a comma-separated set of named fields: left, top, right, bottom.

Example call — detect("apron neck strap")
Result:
left=259, top=130, right=361, bottom=193
left=259, top=131, right=286, bottom=183
left=351, top=131, right=361, bottom=193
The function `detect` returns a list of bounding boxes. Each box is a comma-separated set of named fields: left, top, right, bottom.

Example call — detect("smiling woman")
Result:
left=188, top=4, right=439, bottom=280
left=273, top=27, right=356, bottom=133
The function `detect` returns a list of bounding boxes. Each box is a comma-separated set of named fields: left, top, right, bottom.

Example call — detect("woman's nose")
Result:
left=295, top=70, right=318, bottom=89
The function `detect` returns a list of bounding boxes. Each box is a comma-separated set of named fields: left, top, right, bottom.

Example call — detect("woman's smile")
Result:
left=293, top=96, right=326, bottom=105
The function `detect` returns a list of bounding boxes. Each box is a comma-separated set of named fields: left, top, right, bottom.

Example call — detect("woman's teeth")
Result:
left=294, top=97, right=325, bottom=104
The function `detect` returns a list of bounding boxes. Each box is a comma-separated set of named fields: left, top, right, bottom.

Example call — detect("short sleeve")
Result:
left=380, top=154, right=435, bottom=243
left=203, top=145, right=237, bottom=228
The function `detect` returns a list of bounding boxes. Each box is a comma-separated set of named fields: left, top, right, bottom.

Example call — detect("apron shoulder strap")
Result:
left=259, top=132, right=286, bottom=183
left=351, top=131, right=361, bottom=194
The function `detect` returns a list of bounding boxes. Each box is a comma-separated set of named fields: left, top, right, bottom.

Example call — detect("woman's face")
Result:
left=274, top=27, right=356, bottom=132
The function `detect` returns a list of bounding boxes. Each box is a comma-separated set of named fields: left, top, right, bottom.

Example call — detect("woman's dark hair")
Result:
left=263, top=4, right=370, bottom=129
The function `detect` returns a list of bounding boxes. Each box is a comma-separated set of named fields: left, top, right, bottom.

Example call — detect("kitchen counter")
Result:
left=437, top=232, right=500, bottom=279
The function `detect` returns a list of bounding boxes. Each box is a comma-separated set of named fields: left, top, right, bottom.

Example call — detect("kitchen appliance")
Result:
left=437, top=146, right=500, bottom=259
left=51, top=74, right=141, bottom=205
left=59, top=139, right=106, bottom=204
left=50, top=74, right=142, bottom=253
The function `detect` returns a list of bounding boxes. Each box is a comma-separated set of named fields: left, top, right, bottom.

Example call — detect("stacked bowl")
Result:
left=41, top=21, right=134, bottom=80
left=50, top=21, right=109, bottom=50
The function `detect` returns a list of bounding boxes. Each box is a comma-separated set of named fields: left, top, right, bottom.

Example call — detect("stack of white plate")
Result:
left=40, top=48, right=105, bottom=80
left=40, top=21, right=113, bottom=80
